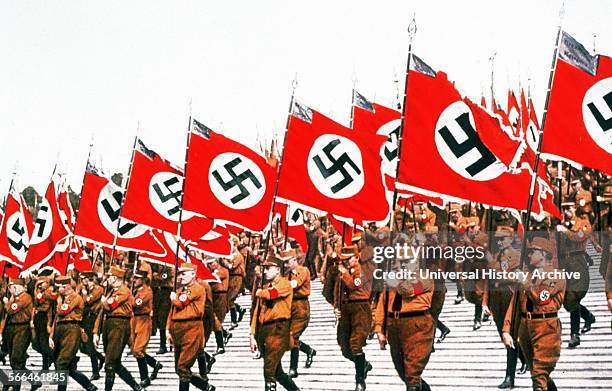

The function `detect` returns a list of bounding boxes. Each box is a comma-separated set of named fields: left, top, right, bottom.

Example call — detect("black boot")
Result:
left=547, top=378, right=558, bottom=391
left=288, top=348, right=299, bottom=378
left=90, top=354, right=101, bottom=380
left=190, top=374, right=215, bottom=391
left=299, top=342, right=316, bottom=368
left=117, top=364, right=143, bottom=391
left=517, top=347, right=527, bottom=374
left=180, top=381, right=190, bottom=391
left=42, top=354, right=50, bottom=370
left=568, top=333, right=581, bottom=348
left=137, top=357, right=151, bottom=387
left=580, top=305, right=596, bottom=334
left=97, top=352, right=106, bottom=373
left=145, top=354, right=163, bottom=380
left=237, top=305, right=246, bottom=323
left=230, top=308, right=238, bottom=329
left=70, top=368, right=97, bottom=391
left=454, top=285, right=464, bottom=304
left=204, top=351, right=216, bottom=373
left=265, top=382, right=277, bottom=391
left=214, top=331, right=225, bottom=355
left=105, top=371, right=116, bottom=391
left=222, top=329, right=232, bottom=345
left=157, top=329, right=168, bottom=354
left=421, top=380, right=431, bottom=391
left=197, top=353, right=208, bottom=377
left=437, top=321, right=450, bottom=343
left=406, top=387, right=419, bottom=391
left=498, top=347, right=516, bottom=388
left=278, top=372, right=300, bottom=391
left=354, top=353, right=366, bottom=391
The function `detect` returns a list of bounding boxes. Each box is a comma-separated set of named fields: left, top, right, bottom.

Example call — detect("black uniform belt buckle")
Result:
left=388, top=310, right=429, bottom=319
left=522, top=312, right=557, bottom=320
left=392, top=311, right=401, bottom=319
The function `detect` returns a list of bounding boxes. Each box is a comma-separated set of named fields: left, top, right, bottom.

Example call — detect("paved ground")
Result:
left=4, top=244, right=611, bottom=390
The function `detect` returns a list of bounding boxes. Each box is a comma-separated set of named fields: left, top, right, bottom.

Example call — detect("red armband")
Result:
left=134, top=297, right=143, bottom=307
left=178, top=293, right=190, bottom=305
left=268, top=288, right=279, bottom=300
left=107, top=297, right=120, bottom=310
left=60, top=303, right=71, bottom=315
left=538, top=288, right=551, bottom=305
left=412, top=281, right=425, bottom=296
left=9, top=303, right=20, bottom=313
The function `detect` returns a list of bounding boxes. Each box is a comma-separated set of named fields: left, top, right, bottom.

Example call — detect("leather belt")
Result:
left=388, top=310, right=429, bottom=319
left=58, top=320, right=82, bottom=325
left=173, top=317, right=202, bottom=323
left=293, top=296, right=308, bottom=301
left=8, top=321, right=30, bottom=326
left=521, top=312, right=557, bottom=320
left=134, top=313, right=150, bottom=317
left=229, top=274, right=243, bottom=277
left=342, top=299, right=369, bottom=304
left=106, top=315, right=132, bottom=320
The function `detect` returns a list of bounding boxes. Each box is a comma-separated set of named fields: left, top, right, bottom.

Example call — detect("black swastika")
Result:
left=290, top=209, right=302, bottom=223
left=438, top=112, right=496, bottom=176
left=383, top=126, right=400, bottom=162
left=8, top=218, right=28, bottom=252
left=312, top=139, right=362, bottom=193
left=101, top=191, right=138, bottom=235
left=211, top=157, right=262, bottom=205
left=153, top=177, right=182, bottom=216
left=587, top=90, right=612, bottom=133
left=35, top=205, right=49, bottom=237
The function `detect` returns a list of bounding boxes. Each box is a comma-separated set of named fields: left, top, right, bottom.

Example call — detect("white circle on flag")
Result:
left=377, top=119, right=401, bottom=177
left=97, top=182, right=147, bottom=239
left=526, top=121, right=540, bottom=153
left=148, top=172, right=194, bottom=222
left=286, top=204, right=304, bottom=227
left=208, top=152, right=266, bottom=210
left=6, top=212, right=29, bottom=262
left=435, top=100, right=506, bottom=181
left=582, top=77, right=612, bottom=154
left=307, top=134, right=364, bottom=199
left=30, top=198, right=53, bottom=245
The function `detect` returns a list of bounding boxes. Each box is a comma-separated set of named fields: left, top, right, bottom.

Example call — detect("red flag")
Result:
left=327, top=214, right=353, bottom=245
left=396, top=55, right=547, bottom=214
left=520, top=89, right=529, bottom=135
left=185, top=257, right=219, bottom=282
left=23, top=181, right=70, bottom=271
left=352, top=91, right=404, bottom=193
left=189, top=225, right=234, bottom=258
left=58, top=186, right=76, bottom=232
left=507, top=90, right=521, bottom=135
left=525, top=97, right=541, bottom=154
left=278, top=102, right=389, bottom=222
left=139, top=229, right=188, bottom=266
left=541, top=31, right=612, bottom=175
left=123, top=139, right=214, bottom=239
left=273, top=202, right=308, bottom=252
left=0, top=192, right=33, bottom=268
left=183, top=119, right=277, bottom=232
left=74, top=167, right=165, bottom=256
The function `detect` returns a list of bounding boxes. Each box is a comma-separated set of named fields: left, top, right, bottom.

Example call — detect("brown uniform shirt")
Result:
left=288, top=265, right=310, bottom=299
left=255, top=277, right=292, bottom=326
left=133, top=285, right=153, bottom=316
left=57, top=291, right=84, bottom=322
left=228, top=252, right=246, bottom=277
left=562, top=216, right=593, bottom=255
left=211, top=266, right=229, bottom=292
left=83, top=284, right=104, bottom=315
left=336, top=261, right=371, bottom=302
left=502, top=265, right=566, bottom=334
left=373, top=277, right=434, bottom=334
left=5, top=292, right=33, bottom=324
left=34, top=284, right=56, bottom=313
left=102, top=284, right=133, bottom=317
left=168, top=281, right=205, bottom=324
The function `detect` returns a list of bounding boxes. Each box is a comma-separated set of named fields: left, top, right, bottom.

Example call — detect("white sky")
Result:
left=1, top=0, right=610, bottom=194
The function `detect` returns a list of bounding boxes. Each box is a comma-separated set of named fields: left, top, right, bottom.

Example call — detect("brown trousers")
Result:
left=204, top=301, right=214, bottom=343
left=430, top=280, right=447, bottom=321
left=228, top=275, right=243, bottom=310
left=130, top=315, right=152, bottom=358
left=258, top=320, right=290, bottom=382
left=32, top=311, right=51, bottom=356
left=563, top=253, right=590, bottom=312
left=387, top=313, right=435, bottom=387
left=488, top=283, right=515, bottom=336
left=54, top=323, right=81, bottom=370
left=103, top=317, right=131, bottom=372
left=80, top=312, right=97, bottom=355
left=337, top=301, right=371, bottom=359
left=5, top=324, right=31, bottom=370
left=171, top=319, right=204, bottom=382
left=518, top=317, right=561, bottom=390
left=212, top=292, right=228, bottom=331
left=290, top=300, right=310, bottom=347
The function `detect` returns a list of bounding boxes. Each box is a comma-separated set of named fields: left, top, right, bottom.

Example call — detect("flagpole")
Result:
left=509, top=19, right=564, bottom=341
left=263, top=77, right=298, bottom=254
left=383, top=15, right=416, bottom=338
left=388, top=15, right=416, bottom=232
left=108, top=131, right=139, bottom=272
left=173, top=114, right=193, bottom=290
left=0, top=170, right=17, bottom=280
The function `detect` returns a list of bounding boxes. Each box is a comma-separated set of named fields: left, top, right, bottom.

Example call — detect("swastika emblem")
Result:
left=30, top=198, right=53, bottom=245
left=97, top=182, right=147, bottom=239
left=6, top=212, right=29, bottom=262
left=307, top=134, right=364, bottom=199
left=208, top=152, right=266, bottom=210
left=435, top=101, right=505, bottom=181
left=377, top=119, right=402, bottom=177
left=149, top=172, right=194, bottom=222
left=582, top=77, right=612, bottom=154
